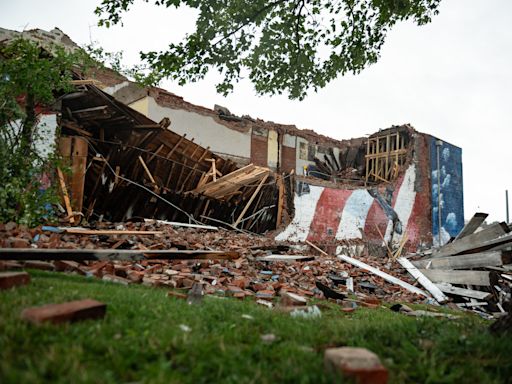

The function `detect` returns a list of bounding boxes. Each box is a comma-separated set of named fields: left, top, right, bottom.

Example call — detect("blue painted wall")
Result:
left=430, top=138, right=464, bottom=245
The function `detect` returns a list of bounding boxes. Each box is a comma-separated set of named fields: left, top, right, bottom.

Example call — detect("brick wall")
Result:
left=251, top=133, right=268, bottom=167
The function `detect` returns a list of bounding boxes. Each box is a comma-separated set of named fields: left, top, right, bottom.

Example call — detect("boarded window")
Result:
left=299, top=142, right=308, bottom=160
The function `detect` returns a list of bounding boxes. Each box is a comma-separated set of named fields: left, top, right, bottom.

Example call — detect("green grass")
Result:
left=0, top=271, right=510, bottom=384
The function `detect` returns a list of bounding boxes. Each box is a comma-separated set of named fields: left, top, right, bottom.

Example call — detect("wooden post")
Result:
left=57, top=167, right=75, bottom=224
left=276, top=175, right=284, bottom=228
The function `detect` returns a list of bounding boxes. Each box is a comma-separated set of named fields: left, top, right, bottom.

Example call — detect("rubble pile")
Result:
left=0, top=221, right=426, bottom=305
left=405, top=213, right=512, bottom=319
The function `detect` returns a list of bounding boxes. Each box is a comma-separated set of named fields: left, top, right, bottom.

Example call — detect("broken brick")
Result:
left=102, top=274, right=130, bottom=285
left=280, top=291, right=307, bottom=306
left=324, top=347, right=388, bottom=384
left=24, top=260, right=54, bottom=271
left=0, top=271, right=31, bottom=290
left=21, top=299, right=107, bottom=324
left=256, top=290, right=275, bottom=300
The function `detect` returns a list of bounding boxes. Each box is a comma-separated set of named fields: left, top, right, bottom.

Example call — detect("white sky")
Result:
left=1, top=0, right=511, bottom=223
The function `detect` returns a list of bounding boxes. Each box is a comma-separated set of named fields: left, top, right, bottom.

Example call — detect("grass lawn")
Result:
left=0, top=270, right=510, bottom=384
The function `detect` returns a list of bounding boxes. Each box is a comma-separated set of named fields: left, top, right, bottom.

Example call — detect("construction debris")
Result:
left=324, top=347, right=388, bottom=384
left=21, top=299, right=107, bottom=324
left=0, top=271, right=31, bottom=290
left=0, top=221, right=433, bottom=306
left=404, top=212, right=512, bottom=318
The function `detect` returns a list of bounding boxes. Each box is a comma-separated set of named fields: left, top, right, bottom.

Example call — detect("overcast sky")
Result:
left=1, top=0, right=511, bottom=223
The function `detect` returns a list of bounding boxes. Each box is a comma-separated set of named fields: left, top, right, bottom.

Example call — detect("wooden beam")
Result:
left=419, top=269, right=490, bottom=286
left=138, top=155, right=157, bottom=185
left=338, top=254, right=429, bottom=297
left=433, top=222, right=509, bottom=257
left=60, top=120, right=92, bottom=137
left=412, top=251, right=503, bottom=270
left=435, top=283, right=491, bottom=300
left=233, top=173, right=269, bottom=227
left=397, top=257, right=448, bottom=303
left=455, top=212, right=488, bottom=240
left=57, top=228, right=163, bottom=236
left=0, top=248, right=240, bottom=261
left=143, top=219, right=218, bottom=231
left=57, top=168, right=75, bottom=224
left=276, top=175, right=284, bottom=227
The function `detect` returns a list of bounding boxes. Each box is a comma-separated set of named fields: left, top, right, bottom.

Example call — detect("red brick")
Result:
left=126, top=271, right=144, bottom=283
left=53, top=261, right=85, bottom=275
left=251, top=133, right=268, bottom=167
left=232, top=277, right=249, bottom=289
left=21, top=299, right=106, bottom=324
left=324, top=347, right=388, bottom=384
left=24, top=260, right=54, bottom=271
left=0, top=261, right=23, bottom=271
left=167, top=290, right=187, bottom=299
left=0, top=271, right=31, bottom=290
left=256, top=290, right=275, bottom=300
left=280, top=291, right=307, bottom=306
left=7, top=237, right=31, bottom=248
left=102, top=274, right=130, bottom=285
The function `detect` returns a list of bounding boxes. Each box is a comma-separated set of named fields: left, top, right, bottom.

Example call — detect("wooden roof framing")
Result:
left=58, top=84, right=281, bottom=233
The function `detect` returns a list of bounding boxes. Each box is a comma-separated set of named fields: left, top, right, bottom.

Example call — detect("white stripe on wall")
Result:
left=275, top=185, right=324, bottom=242
left=336, top=189, right=374, bottom=240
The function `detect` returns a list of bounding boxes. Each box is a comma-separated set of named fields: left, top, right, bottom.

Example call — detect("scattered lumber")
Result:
left=143, top=219, right=218, bottom=231
left=435, top=282, right=491, bottom=300
left=433, top=222, right=510, bottom=257
left=0, top=248, right=240, bottom=261
left=338, top=254, right=429, bottom=297
left=455, top=212, right=488, bottom=240
left=412, top=251, right=504, bottom=270
left=397, top=257, right=448, bottom=303
left=419, top=269, right=491, bottom=286
left=56, top=228, right=163, bottom=236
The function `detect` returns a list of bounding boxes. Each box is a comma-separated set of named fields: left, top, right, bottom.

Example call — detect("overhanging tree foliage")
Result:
left=0, top=38, right=89, bottom=225
left=95, top=0, right=441, bottom=99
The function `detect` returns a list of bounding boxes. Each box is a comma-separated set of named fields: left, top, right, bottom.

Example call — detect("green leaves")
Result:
left=0, top=38, right=86, bottom=226
left=95, top=0, right=441, bottom=99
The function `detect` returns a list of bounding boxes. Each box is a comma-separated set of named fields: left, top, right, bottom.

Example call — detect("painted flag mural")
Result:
left=276, top=164, right=434, bottom=251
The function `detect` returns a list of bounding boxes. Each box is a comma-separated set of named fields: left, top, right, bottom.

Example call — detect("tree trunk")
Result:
left=21, top=91, right=36, bottom=153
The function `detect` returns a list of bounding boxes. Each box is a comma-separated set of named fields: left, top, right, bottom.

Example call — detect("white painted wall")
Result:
left=146, top=96, right=251, bottom=161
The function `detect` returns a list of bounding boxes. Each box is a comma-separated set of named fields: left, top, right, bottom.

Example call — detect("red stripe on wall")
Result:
left=306, top=188, right=353, bottom=243
left=363, top=173, right=406, bottom=243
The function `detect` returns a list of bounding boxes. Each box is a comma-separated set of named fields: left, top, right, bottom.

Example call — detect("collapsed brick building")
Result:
left=0, top=27, right=464, bottom=252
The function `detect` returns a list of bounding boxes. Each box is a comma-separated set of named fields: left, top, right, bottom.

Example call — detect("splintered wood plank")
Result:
left=0, top=249, right=240, bottom=261
left=59, top=228, right=163, bottom=236
left=57, top=167, right=75, bottom=224
left=435, top=283, right=491, bottom=300
left=412, top=251, right=504, bottom=270
left=202, top=168, right=269, bottom=199
left=337, top=254, right=428, bottom=297
left=433, top=223, right=509, bottom=257
left=60, top=120, right=93, bottom=137
left=138, top=155, right=157, bottom=185
left=233, top=173, right=269, bottom=227
left=419, top=269, right=490, bottom=286
left=179, top=147, right=210, bottom=193
left=397, top=257, right=448, bottom=303
left=455, top=212, right=488, bottom=240
left=147, top=144, right=164, bottom=164
left=190, top=164, right=256, bottom=194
